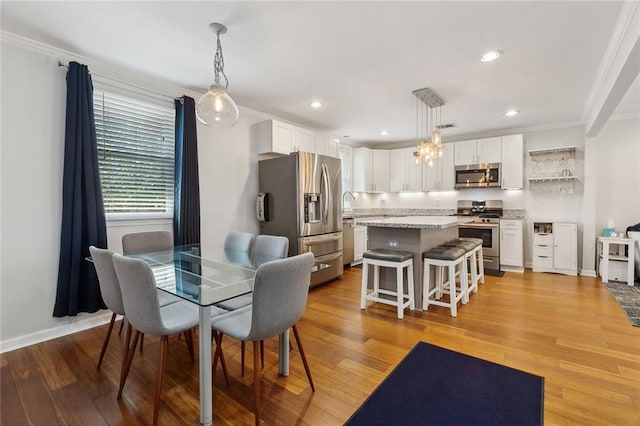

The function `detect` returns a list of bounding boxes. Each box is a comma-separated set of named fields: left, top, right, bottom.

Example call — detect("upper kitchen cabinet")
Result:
left=390, top=147, right=422, bottom=192
left=501, top=134, right=524, bottom=189
left=423, top=142, right=454, bottom=191
left=315, top=134, right=340, bottom=158
left=454, top=137, right=502, bottom=165
left=353, top=148, right=390, bottom=192
left=256, top=119, right=336, bottom=156
left=256, top=119, right=295, bottom=155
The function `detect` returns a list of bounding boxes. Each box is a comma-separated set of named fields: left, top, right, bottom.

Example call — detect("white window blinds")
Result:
left=93, top=90, right=175, bottom=216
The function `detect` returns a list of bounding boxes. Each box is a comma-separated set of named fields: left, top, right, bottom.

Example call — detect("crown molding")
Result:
left=0, top=30, right=267, bottom=119
left=581, top=1, right=640, bottom=134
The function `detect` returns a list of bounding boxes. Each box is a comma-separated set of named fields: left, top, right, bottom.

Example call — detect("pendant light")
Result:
left=412, top=87, right=445, bottom=168
left=196, top=23, right=239, bottom=127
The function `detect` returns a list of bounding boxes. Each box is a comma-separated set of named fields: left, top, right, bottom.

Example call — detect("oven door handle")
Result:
left=459, top=224, right=499, bottom=229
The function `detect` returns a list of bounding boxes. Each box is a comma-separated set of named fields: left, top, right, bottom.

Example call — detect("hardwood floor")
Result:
left=2, top=268, right=639, bottom=425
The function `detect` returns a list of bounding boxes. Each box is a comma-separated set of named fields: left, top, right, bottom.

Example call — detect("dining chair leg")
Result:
left=292, top=325, right=315, bottom=392
left=241, top=341, right=246, bottom=377
left=139, top=333, right=144, bottom=354
left=212, top=332, right=230, bottom=388
left=97, top=312, right=117, bottom=370
left=260, top=340, right=265, bottom=369
left=253, top=341, right=261, bottom=426
left=118, top=315, right=124, bottom=336
left=118, top=327, right=140, bottom=399
left=184, top=329, right=195, bottom=363
left=152, top=336, right=169, bottom=426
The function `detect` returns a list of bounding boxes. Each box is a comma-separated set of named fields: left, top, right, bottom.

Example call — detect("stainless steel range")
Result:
left=457, top=200, right=503, bottom=272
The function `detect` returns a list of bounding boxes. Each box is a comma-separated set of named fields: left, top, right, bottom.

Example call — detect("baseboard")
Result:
left=0, top=311, right=113, bottom=354
left=501, top=265, right=525, bottom=273
left=580, top=269, right=597, bottom=277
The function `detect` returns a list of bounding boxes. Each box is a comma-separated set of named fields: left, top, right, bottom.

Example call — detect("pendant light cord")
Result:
left=214, top=33, right=229, bottom=89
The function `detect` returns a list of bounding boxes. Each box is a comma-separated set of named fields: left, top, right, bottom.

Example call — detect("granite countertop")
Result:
left=357, top=215, right=473, bottom=229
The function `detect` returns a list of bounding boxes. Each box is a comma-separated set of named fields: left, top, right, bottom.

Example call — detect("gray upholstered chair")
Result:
left=89, top=246, right=126, bottom=370
left=223, top=231, right=255, bottom=252
left=218, top=234, right=290, bottom=375
left=112, top=253, right=227, bottom=425
left=211, top=252, right=315, bottom=426
left=250, top=234, right=289, bottom=266
left=121, top=231, right=182, bottom=344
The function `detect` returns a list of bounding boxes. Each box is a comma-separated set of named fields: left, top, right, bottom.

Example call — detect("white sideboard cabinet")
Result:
left=532, top=222, right=577, bottom=276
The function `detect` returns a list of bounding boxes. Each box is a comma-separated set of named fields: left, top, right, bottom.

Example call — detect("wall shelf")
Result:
left=528, top=176, right=577, bottom=183
left=528, top=146, right=577, bottom=156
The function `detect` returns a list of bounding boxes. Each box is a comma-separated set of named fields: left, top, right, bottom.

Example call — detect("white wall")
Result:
left=0, top=40, right=263, bottom=350
left=592, top=117, right=640, bottom=233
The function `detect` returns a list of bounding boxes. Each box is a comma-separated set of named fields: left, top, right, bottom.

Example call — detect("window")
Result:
left=93, top=90, right=175, bottom=217
left=339, top=145, right=353, bottom=210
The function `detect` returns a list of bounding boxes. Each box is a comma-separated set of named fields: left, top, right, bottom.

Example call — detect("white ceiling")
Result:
left=1, top=1, right=632, bottom=144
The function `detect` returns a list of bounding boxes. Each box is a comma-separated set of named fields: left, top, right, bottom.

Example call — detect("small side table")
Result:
left=597, top=236, right=636, bottom=286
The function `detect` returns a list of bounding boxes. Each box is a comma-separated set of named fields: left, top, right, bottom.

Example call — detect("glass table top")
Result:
left=89, top=244, right=329, bottom=307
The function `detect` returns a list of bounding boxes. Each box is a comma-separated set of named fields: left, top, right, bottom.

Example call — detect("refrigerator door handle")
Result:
left=321, top=163, right=330, bottom=223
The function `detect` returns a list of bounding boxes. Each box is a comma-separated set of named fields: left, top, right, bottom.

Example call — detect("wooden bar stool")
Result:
left=422, top=245, right=467, bottom=317
left=460, top=237, right=484, bottom=285
left=441, top=238, right=481, bottom=301
left=360, top=249, right=415, bottom=319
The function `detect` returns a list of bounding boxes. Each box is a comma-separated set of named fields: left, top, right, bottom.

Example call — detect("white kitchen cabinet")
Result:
left=295, top=127, right=315, bottom=153
left=532, top=222, right=577, bottom=276
left=354, top=148, right=390, bottom=192
left=501, top=134, right=524, bottom=189
left=256, top=119, right=295, bottom=155
left=500, top=219, right=524, bottom=272
left=315, top=134, right=340, bottom=158
left=423, top=142, right=454, bottom=191
left=454, top=137, right=502, bottom=165
left=390, top=147, right=422, bottom=192
left=354, top=225, right=367, bottom=264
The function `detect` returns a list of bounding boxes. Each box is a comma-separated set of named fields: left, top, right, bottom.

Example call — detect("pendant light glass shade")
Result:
left=196, top=85, right=239, bottom=126
left=196, top=23, right=240, bottom=127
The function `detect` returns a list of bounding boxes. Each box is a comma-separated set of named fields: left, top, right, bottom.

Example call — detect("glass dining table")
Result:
left=115, top=244, right=292, bottom=426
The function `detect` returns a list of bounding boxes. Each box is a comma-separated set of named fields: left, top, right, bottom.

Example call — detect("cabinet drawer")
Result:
left=533, top=255, right=553, bottom=269
left=533, top=245, right=553, bottom=257
left=500, top=219, right=521, bottom=230
left=533, top=234, right=553, bottom=246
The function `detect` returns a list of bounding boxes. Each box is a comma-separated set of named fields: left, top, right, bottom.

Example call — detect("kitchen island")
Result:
left=357, top=216, right=472, bottom=309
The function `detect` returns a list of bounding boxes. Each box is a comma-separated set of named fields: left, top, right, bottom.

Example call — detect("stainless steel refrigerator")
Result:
left=258, top=152, right=343, bottom=286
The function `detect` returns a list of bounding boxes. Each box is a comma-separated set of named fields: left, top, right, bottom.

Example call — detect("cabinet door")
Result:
left=352, top=148, right=373, bottom=192
left=271, top=120, right=295, bottom=155
left=423, top=158, right=439, bottom=191
left=315, top=133, right=328, bottom=156
left=454, top=140, right=477, bottom=165
left=372, top=150, right=390, bottom=192
left=295, top=127, right=315, bottom=153
left=553, top=223, right=577, bottom=271
left=354, top=226, right=367, bottom=261
left=326, top=138, right=340, bottom=158
left=439, top=143, right=455, bottom=190
left=477, top=137, right=502, bottom=163
left=406, top=147, right=423, bottom=191
left=500, top=221, right=523, bottom=267
left=390, top=149, right=407, bottom=192
left=501, top=134, right=523, bottom=189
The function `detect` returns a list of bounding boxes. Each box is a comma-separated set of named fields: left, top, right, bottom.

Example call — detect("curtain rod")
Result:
left=58, top=60, right=68, bottom=69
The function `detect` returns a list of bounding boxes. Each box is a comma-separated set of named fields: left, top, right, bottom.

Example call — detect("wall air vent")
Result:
left=436, top=123, right=456, bottom=129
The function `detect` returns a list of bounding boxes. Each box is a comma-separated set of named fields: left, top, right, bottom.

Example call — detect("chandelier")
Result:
left=196, top=23, right=240, bottom=127
left=412, top=87, right=445, bottom=167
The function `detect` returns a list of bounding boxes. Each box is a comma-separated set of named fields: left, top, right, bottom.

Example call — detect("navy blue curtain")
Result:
left=174, top=96, right=201, bottom=245
left=53, top=62, right=107, bottom=317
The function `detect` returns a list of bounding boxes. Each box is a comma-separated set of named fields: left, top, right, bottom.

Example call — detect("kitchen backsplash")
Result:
left=345, top=208, right=526, bottom=218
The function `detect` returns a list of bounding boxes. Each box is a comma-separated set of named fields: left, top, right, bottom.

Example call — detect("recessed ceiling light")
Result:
left=380, top=130, right=389, bottom=136
left=481, top=50, right=503, bottom=62
left=309, top=100, right=323, bottom=109
left=505, top=109, right=519, bottom=117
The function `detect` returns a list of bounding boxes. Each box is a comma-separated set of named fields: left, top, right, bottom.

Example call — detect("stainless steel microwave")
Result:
left=454, top=163, right=501, bottom=188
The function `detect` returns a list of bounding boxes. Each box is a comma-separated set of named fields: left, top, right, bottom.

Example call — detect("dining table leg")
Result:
left=278, top=329, right=289, bottom=376
left=199, top=305, right=212, bottom=425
